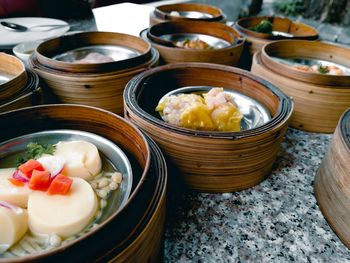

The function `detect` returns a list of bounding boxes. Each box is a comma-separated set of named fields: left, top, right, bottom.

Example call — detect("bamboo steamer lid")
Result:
left=315, top=108, right=350, bottom=249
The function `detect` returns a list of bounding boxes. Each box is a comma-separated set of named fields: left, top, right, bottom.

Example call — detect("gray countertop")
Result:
left=164, top=128, right=350, bottom=262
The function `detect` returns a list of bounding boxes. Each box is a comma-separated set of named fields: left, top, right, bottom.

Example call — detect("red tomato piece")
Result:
left=8, top=177, right=25, bottom=187
left=18, top=159, right=44, bottom=178
left=47, top=174, right=73, bottom=195
left=28, top=170, right=50, bottom=191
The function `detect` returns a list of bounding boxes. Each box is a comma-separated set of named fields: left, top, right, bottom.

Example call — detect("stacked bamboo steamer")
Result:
left=0, top=53, right=42, bottom=113
left=124, top=63, right=293, bottom=192
left=141, top=20, right=244, bottom=66
left=149, top=3, right=226, bottom=26
left=315, top=108, right=350, bottom=249
left=235, top=16, right=318, bottom=56
left=29, top=32, right=159, bottom=115
left=251, top=40, right=350, bottom=133
left=0, top=104, right=167, bottom=262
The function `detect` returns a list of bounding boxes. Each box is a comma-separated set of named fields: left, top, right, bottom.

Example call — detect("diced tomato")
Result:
left=28, top=170, right=50, bottom=191
left=18, top=159, right=44, bottom=178
left=8, top=177, right=25, bottom=187
left=47, top=174, right=73, bottom=195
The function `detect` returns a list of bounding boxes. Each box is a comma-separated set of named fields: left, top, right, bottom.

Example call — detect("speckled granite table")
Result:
left=164, top=128, right=350, bottom=262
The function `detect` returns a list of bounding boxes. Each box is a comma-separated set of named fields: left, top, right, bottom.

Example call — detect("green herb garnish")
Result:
left=16, top=143, right=56, bottom=166
left=318, top=64, right=330, bottom=74
left=249, top=20, right=273, bottom=34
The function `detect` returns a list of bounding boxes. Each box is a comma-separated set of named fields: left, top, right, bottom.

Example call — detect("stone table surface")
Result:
left=164, top=128, right=350, bottom=262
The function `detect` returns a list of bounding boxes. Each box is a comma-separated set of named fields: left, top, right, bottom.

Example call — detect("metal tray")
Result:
left=52, top=45, right=141, bottom=63
left=272, top=56, right=350, bottom=75
left=158, top=86, right=271, bottom=130
left=0, top=129, right=133, bottom=213
left=160, top=33, right=231, bottom=49
left=169, top=11, right=213, bottom=19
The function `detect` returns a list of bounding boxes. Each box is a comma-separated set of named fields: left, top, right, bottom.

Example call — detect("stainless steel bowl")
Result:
left=169, top=11, right=213, bottom=19
left=160, top=33, right=231, bottom=49
left=272, top=56, right=350, bottom=75
left=0, top=129, right=133, bottom=211
left=158, top=86, right=271, bottom=130
left=52, top=45, right=141, bottom=63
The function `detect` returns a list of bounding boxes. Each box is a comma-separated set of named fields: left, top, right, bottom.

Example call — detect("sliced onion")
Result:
left=0, top=200, right=22, bottom=214
left=12, top=170, right=29, bottom=183
left=36, top=155, right=65, bottom=178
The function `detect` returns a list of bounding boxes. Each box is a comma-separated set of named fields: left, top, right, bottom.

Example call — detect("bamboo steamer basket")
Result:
left=315, top=108, right=350, bottom=249
left=235, top=16, right=318, bottom=56
left=149, top=3, right=226, bottom=26
left=141, top=21, right=244, bottom=66
left=0, top=104, right=167, bottom=262
left=0, top=69, right=42, bottom=113
left=251, top=40, right=350, bottom=133
left=35, top=32, right=152, bottom=73
left=29, top=44, right=159, bottom=114
left=124, top=63, right=293, bottom=192
left=0, top=53, right=28, bottom=101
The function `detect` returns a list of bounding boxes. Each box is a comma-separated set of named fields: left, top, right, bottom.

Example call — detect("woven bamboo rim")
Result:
left=235, top=16, right=318, bottom=55
left=315, top=108, right=350, bottom=249
left=29, top=48, right=159, bottom=114
left=0, top=69, right=41, bottom=113
left=150, top=3, right=225, bottom=26
left=35, top=32, right=152, bottom=73
left=0, top=53, right=28, bottom=101
left=124, top=63, right=293, bottom=192
left=0, top=104, right=153, bottom=262
left=252, top=50, right=350, bottom=133
left=261, top=40, right=350, bottom=86
left=142, top=21, right=244, bottom=65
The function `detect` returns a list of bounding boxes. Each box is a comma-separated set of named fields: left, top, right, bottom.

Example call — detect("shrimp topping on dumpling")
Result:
left=156, top=88, right=243, bottom=132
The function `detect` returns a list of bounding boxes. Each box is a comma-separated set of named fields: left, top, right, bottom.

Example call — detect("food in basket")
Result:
left=0, top=140, right=123, bottom=256
left=293, top=63, right=344, bottom=75
left=249, top=20, right=273, bottom=34
left=175, top=38, right=212, bottom=50
left=73, top=52, right=114, bottom=63
left=156, top=87, right=243, bottom=131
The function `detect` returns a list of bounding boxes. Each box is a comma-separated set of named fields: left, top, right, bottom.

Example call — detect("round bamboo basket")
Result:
left=124, top=63, right=293, bottom=192
left=149, top=3, right=226, bottom=26
left=35, top=32, right=152, bottom=73
left=0, top=53, right=28, bottom=101
left=251, top=40, right=350, bottom=133
left=29, top=47, right=159, bottom=115
left=141, top=21, right=244, bottom=66
left=0, top=104, right=167, bottom=262
left=0, top=69, right=42, bottom=113
left=315, top=108, right=350, bottom=249
left=235, top=16, right=318, bottom=55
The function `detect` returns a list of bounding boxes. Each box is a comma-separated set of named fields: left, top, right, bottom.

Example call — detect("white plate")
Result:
left=0, top=17, right=69, bottom=49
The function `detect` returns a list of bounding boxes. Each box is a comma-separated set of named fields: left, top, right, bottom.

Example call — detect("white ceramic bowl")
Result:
left=13, top=40, right=42, bottom=65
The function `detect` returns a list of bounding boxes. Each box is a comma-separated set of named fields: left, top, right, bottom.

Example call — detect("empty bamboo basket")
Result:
left=29, top=32, right=159, bottom=115
left=141, top=21, right=244, bottom=66
left=315, top=108, right=350, bottom=249
left=251, top=40, right=350, bottom=133
left=0, top=104, right=167, bottom=262
left=235, top=16, right=318, bottom=56
left=149, top=3, right=226, bottom=26
left=124, top=63, right=293, bottom=192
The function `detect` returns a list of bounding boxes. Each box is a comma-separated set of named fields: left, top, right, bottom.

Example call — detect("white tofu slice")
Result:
left=28, top=177, right=98, bottom=238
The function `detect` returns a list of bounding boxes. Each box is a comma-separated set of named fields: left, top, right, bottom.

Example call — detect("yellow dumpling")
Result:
left=211, top=102, right=243, bottom=132
left=181, top=102, right=215, bottom=131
